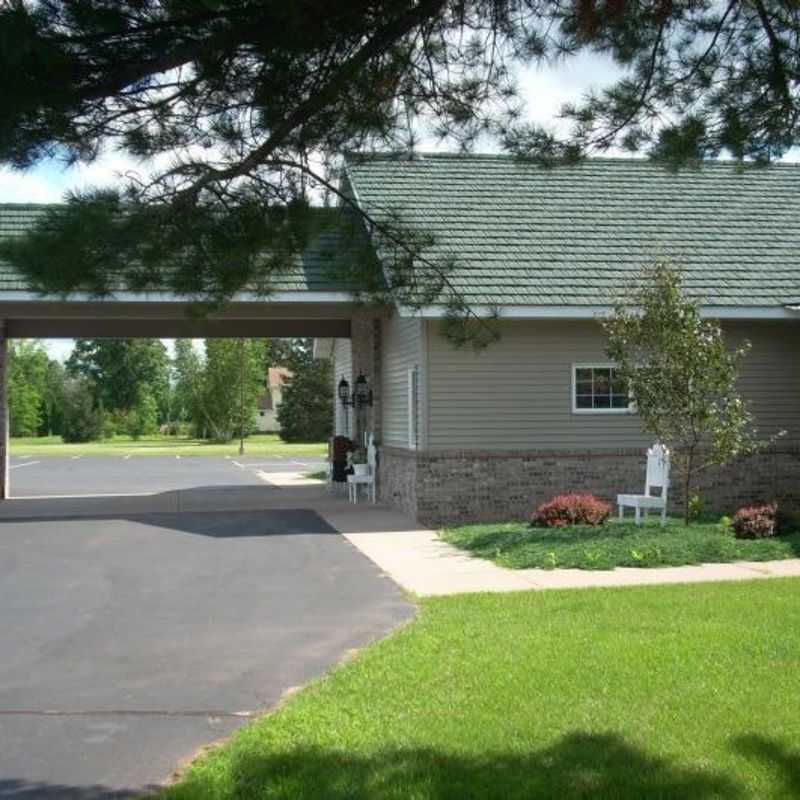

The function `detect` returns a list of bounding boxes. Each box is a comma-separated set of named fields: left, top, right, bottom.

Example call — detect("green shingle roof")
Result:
left=0, top=204, right=352, bottom=295
left=344, top=153, right=800, bottom=307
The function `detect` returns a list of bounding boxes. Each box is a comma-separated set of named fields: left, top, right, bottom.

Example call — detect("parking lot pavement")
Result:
left=8, top=455, right=326, bottom=498
left=0, top=506, right=413, bottom=798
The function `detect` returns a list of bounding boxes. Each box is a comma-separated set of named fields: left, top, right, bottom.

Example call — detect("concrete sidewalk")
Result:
left=337, top=523, right=800, bottom=596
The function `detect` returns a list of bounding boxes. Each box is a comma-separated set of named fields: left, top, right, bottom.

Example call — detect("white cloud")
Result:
left=0, top=168, right=64, bottom=203
left=518, top=51, right=623, bottom=135
left=5, top=52, right=799, bottom=205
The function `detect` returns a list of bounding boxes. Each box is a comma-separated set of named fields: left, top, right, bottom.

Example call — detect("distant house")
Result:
left=256, top=367, right=292, bottom=433
left=317, top=153, right=800, bottom=525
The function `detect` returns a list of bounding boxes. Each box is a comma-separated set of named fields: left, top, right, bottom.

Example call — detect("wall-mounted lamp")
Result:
left=338, top=374, right=373, bottom=408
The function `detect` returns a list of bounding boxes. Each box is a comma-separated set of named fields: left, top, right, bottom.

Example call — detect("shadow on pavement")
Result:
left=0, top=779, right=146, bottom=799
left=0, top=505, right=338, bottom=538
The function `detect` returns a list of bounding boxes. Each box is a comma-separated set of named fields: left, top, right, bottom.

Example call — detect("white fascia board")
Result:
left=397, top=304, right=800, bottom=320
left=0, top=290, right=354, bottom=304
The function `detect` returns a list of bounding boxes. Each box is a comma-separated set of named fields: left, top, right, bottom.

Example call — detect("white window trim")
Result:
left=571, top=363, right=635, bottom=415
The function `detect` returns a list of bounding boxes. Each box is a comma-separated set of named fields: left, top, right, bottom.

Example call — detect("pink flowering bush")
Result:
left=532, top=493, right=612, bottom=528
left=732, top=503, right=778, bottom=539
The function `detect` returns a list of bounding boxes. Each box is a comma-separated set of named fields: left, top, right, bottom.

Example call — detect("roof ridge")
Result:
left=0, top=202, right=65, bottom=209
left=345, top=151, right=800, bottom=169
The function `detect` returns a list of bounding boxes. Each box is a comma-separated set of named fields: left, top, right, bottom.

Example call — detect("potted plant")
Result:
left=349, top=447, right=370, bottom=476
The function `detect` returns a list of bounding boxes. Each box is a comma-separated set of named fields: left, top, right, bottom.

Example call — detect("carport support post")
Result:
left=350, top=314, right=381, bottom=445
left=0, top=322, right=8, bottom=499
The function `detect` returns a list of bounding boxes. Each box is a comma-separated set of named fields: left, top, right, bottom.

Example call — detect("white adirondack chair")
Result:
left=347, top=434, right=377, bottom=504
left=617, top=443, right=670, bottom=526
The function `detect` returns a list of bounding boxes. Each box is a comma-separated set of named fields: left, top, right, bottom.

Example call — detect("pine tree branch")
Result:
left=177, top=0, right=446, bottom=199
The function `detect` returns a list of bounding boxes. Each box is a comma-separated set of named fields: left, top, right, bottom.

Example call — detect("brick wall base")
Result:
left=377, top=447, right=418, bottom=517
left=380, top=447, right=800, bottom=527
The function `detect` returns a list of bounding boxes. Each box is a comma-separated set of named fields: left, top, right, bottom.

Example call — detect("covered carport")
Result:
left=0, top=293, right=382, bottom=499
left=0, top=293, right=406, bottom=798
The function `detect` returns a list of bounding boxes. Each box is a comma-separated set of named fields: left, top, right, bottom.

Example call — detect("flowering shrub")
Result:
left=532, top=493, right=612, bottom=528
left=732, top=503, right=778, bottom=539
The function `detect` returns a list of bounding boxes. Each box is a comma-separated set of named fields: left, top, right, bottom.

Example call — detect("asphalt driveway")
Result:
left=0, top=505, right=413, bottom=798
left=9, top=454, right=326, bottom=497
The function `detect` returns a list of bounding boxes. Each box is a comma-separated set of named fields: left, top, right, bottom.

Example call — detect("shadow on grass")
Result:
left=169, top=732, right=744, bottom=799
left=733, top=735, right=800, bottom=796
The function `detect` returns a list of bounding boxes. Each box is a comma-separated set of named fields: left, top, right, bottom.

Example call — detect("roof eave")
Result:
left=398, top=304, right=800, bottom=320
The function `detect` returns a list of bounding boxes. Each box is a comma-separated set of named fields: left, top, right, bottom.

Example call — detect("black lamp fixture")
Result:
left=338, top=374, right=373, bottom=408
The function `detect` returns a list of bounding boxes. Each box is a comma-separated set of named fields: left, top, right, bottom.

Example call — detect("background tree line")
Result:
left=8, top=337, right=331, bottom=444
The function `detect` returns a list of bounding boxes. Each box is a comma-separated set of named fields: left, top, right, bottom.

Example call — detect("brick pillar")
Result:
left=0, top=323, right=8, bottom=499
left=350, top=313, right=382, bottom=445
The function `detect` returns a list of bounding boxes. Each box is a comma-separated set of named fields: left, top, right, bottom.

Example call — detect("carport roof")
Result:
left=0, top=203, right=358, bottom=297
left=0, top=206, right=362, bottom=338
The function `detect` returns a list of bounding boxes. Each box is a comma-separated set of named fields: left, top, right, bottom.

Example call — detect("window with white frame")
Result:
left=572, top=364, right=632, bottom=413
left=407, top=365, right=419, bottom=448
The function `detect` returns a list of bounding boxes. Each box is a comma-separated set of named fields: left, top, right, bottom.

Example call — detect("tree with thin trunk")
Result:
left=602, top=262, right=782, bottom=525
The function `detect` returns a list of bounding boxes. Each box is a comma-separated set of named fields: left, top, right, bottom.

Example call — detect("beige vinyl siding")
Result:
left=425, top=319, right=800, bottom=451
left=381, top=315, right=423, bottom=448
left=726, top=320, right=800, bottom=444
left=332, top=338, right=352, bottom=437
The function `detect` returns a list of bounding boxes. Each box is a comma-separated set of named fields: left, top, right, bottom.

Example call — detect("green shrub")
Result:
left=688, top=494, right=705, bottom=522
left=61, top=379, right=103, bottom=443
left=101, top=411, right=117, bottom=440
left=126, top=390, right=159, bottom=440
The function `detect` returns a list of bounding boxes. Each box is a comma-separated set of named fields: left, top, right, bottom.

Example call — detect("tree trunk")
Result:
left=683, top=449, right=694, bottom=526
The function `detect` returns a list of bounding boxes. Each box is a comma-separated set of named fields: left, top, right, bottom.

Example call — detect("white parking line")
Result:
left=124, top=454, right=132, bottom=460
left=13, top=491, right=155, bottom=499
left=70, top=455, right=82, bottom=460
left=231, top=460, right=245, bottom=469
left=10, top=460, right=40, bottom=470
left=175, top=455, right=181, bottom=459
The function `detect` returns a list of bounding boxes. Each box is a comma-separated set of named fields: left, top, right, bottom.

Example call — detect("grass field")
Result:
left=10, top=433, right=327, bottom=458
left=159, top=579, right=800, bottom=799
left=440, top=517, right=800, bottom=570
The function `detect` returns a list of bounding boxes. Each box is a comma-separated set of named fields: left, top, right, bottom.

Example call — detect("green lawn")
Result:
left=159, top=580, right=800, bottom=799
left=440, top=517, right=800, bottom=570
left=10, top=434, right=326, bottom=458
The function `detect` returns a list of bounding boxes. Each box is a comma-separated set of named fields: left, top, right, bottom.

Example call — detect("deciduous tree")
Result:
left=196, top=339, right=267, bottom=442
left=602, top=262, right=781, bottom=524
left=8, top=340, right=50, bottom=437
left=66, top=338, right=170, bottom=415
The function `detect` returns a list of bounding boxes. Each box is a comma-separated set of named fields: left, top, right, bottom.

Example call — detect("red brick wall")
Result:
left=380, top=447, right=800, bottom=526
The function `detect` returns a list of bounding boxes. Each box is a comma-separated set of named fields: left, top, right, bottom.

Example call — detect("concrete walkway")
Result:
left=336, top=519, right=800, bottom=596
